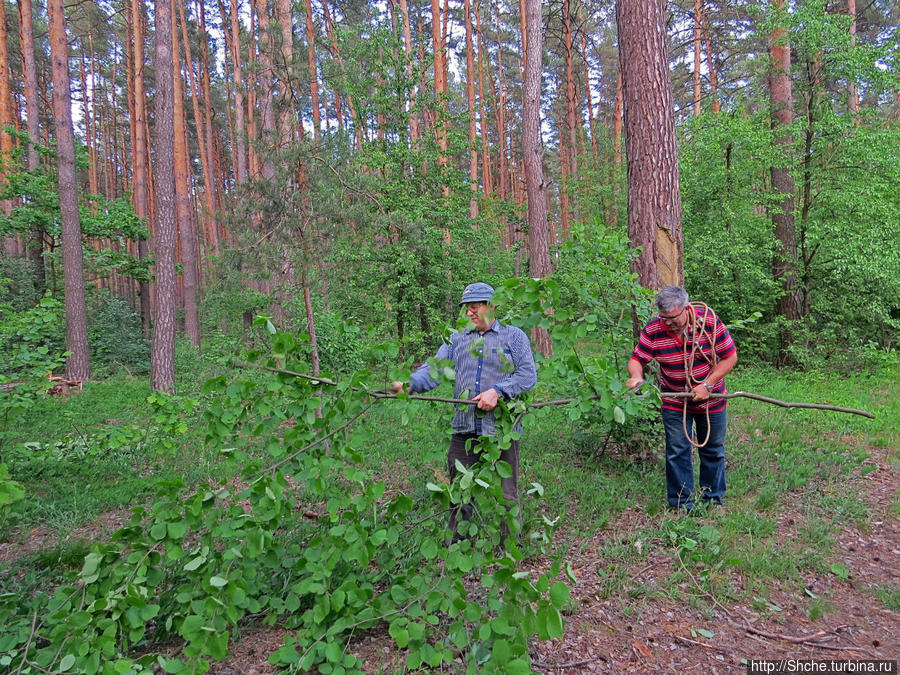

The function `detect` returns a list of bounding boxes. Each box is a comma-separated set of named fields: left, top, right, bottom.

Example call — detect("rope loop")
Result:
left=680, top=302, right=719, bottom=448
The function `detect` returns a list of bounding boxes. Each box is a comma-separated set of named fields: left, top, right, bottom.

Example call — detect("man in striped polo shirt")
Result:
left=626, top=286, right=738, bottom=510
left=393, top=282, right=537, bottom=545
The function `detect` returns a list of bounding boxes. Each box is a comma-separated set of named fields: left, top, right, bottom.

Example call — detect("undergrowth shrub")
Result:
left=87, top=292, right=149, bottom=376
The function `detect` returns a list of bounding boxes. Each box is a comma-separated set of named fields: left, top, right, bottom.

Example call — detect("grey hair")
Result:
left=656, top=286, right=690, bottom=313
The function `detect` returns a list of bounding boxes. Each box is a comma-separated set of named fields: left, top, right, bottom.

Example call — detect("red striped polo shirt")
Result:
left=631, top=305, right=737, bottom=413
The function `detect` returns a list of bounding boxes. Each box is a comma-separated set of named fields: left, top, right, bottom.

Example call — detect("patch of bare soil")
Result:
left=0, top=508, right=130, bottom=565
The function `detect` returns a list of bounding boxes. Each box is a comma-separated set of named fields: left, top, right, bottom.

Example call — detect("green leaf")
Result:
left=829, top=563, right=852, bottom=580
left=420, top=538, right=439, bottom=560
left=58, top=654, right=76, bottom=671
left=613, top=406, right=626, bottom=424
left=183, top=555, right=206, bottom=571
left=697, top=628, right=715, bottom=639
left=209, top=575, right=228, bottom=588
left=549, top=582, right=570, bottom=609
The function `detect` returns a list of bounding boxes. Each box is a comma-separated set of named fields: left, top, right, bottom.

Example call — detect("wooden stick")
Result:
left=231, top=361, right=875, bottom=418
left=658, top=391, right=875, bottom=419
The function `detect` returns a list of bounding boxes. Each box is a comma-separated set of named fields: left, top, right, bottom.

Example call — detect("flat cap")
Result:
left=459, top=281, right=495, bottom=305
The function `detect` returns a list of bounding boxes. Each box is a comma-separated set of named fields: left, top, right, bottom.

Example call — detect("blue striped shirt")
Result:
left=409, top=319, right=537, bottom=436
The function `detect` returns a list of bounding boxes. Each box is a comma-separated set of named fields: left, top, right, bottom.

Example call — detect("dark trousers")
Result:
left=447, top=433, right=521, bottom=544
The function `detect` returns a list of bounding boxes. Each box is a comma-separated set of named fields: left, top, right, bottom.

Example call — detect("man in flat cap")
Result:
left=393, top=282, right=537, bottom=546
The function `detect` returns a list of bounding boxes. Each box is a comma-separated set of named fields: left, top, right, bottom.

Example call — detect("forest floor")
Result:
left=2, top=370, right=897, bottom=674
left=212, top=427, right=899, bottom=674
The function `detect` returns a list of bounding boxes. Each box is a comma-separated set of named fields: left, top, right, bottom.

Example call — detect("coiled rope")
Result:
left=678, top=302, right=719, bottom=449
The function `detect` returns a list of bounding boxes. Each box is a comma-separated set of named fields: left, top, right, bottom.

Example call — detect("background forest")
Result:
left=0, top=0, right=897, bottom=672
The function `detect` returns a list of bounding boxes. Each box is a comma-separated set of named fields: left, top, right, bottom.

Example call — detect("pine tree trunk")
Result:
left=522, top=0, right=552, bottom=355
left=465, top=0, right=478, bottom=218
left=562, top=0, right=578, bottom=237
left=847, top=0, right=859, bottom=121
left=49, top=0, right=91, bottom=381
left=256, top=0, right=276, bottom=180
left=176, top=0, right=218, bottom=253
left=700, top=3, right=719, bottom=113
left=18, top=0, right=46, bottom=294
left=617, top=0, right=684, bottom=289
left=131, top=0, right=153, bottom=334
left=152, top=0, right=177, bottom=393
left=475, top=4, right=493, bottom=199
left=0, top=0, right=18, bottom=254
left=693, top=0, right=702, bottom=116
left=305, top=0, right=321, bottom=141
left=581, top=31, right=598, bottom=164
left=769, top=0, right=802, bottom=364
left=173, top=10, right=201, bottom=347
left=398, top=0, right=419, bottom=143
left=228, top=0, right=248, bottom=183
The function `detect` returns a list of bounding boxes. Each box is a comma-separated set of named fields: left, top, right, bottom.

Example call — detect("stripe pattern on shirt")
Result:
left=410, top=320, right=537, bottom=436
left=631, top=306, right=736, bottom=414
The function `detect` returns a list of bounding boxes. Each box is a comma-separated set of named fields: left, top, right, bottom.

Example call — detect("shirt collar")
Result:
left=466, top=318, right=501, bottom=335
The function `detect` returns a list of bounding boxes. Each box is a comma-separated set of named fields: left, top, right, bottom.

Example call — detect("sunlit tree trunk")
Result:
left=700, top=2, right=719, bottom=113
left=769, top=0, right=802, bottom=363
left=49, top=0, right=91, bottom=381
left=256, top=0, right=276, bottom=179
left=305, top=0, right=321, bottom=141
left=177, top=0, right=218, bottom=252
left=131, top=0, right=153, bottom=333
left=431, top=0, right=449, bottom=168
left=229, top=0, right=248, bottom=183
left=464, top=0, right=478, bottom=218
left=562, top=0, right=578, bottom=237
left=173, top=8, right=201, bottom=347
left=19, top=0, right=46, bottom=293
left=617, top=0, right=684, bottom=289
left=475, top=4, right=493, bottom=200
left=152, top=0, right=177, bottom=393
left=398, top=0, right=418, bottom=143
left=0, top=0, right=18, bottom=255
left=581, top=31, right=598, bottom=163
left=523, top=0, right=552, bottom=355
left=693, top=0, right=702, bottom=116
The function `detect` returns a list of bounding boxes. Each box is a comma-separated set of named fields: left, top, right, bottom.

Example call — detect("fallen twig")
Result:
left=531, top=655, right=607, bottom=670
left=673, top=634, right=729, bottom=653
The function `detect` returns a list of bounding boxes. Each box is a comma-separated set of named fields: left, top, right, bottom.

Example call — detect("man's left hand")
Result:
left=691, top=383, right=710, bottom=401
left=473, top=388, right=500, bottom=411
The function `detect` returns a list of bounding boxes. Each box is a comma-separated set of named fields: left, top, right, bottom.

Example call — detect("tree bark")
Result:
left=18, top=0, right=46, bottom=294
left=229, top=0, right=248, bottom=183
left=305, top=0, right=321, bottom=141
left=693, top=0, right=702, bottom=116
left=768, top=0, right=802, bottom=363
left=523, top=0, right=552, bottom=355
left=581, top=31, right=598, bottom=163
left=0, top=0, right=18, bottom=255
left=475, top=3, right=493, bottom=199
left=173, top=7, right=201, bottom=347
left=847, top=0, right=859, bottom=122
left=616, top=0, right=684, bottom=289
left=398, top=0, right=419, bottom=143
left=464, top=0, right=478, bottom=218
left=152, top=0, right=178, bottom=393
left=48, top=0, right=91, bottom=381
left=130, top=0, right=153, bottom=334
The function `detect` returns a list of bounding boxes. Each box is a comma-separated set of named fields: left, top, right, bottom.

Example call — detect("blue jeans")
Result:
left=661, top=407, right=727, bottom=509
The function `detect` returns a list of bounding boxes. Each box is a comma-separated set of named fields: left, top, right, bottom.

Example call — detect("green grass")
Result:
left=0, top=358, right=896, bottom=660
left=0, top=373, right=216, bottom=538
